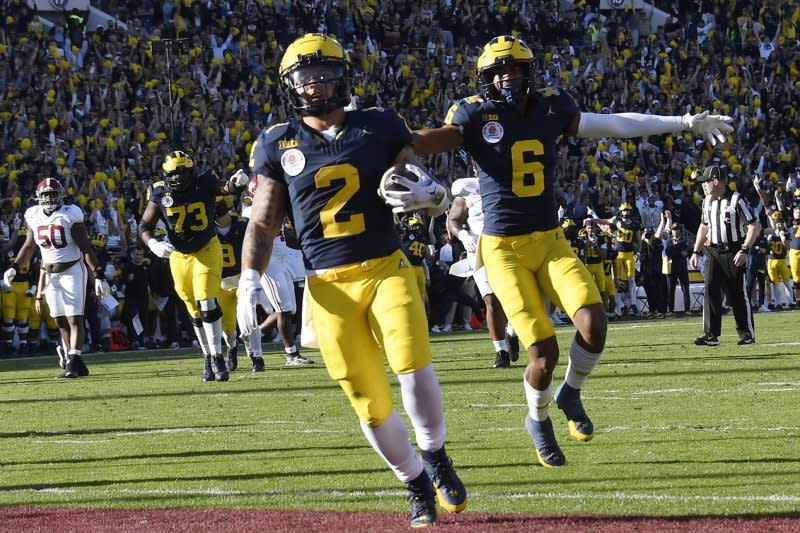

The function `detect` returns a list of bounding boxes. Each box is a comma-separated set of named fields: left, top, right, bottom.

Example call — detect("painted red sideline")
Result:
left=1, top=507, right=798, bottom=532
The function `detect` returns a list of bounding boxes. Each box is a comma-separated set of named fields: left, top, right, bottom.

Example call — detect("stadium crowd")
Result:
left=1, top=0, right=799, bottom=357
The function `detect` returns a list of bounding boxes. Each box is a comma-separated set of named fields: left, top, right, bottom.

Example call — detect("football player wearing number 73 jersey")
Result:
left=237, top=33, right=466, bottom=528
left=413, top=34, right=735, bottom=468
left=139, top=150, right=248, bottom=382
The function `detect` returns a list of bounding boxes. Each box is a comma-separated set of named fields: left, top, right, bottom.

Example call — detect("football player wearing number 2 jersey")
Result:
left=237, top=34, right=464, bottom=528
left=413, top=35, right=735, bottom=468
left=2, top=178, right=109, bottom=378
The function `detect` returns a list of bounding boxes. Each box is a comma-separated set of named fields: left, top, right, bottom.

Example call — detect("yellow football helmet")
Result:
left=619, top=202, right=633, bottom=212
left=162, top=150, right=195, bottom=191
left=279, top=33, right=352, bottom=117
left=407, top=214, right=424, bottom=228
left=476, top=35, right=534, bottom=105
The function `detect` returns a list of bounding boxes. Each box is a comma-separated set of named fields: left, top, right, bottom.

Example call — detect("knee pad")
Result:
left=198, top=299, right=222, bottom=323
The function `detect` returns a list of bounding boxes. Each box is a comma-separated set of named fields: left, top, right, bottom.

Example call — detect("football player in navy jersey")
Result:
left=596, top=203, right=642, bottom=316
left=413, top=34, right=734, bottom=467
left=138, top=151, right=248, bottom=382
left=214, top=196, right=250, bottom=372
left=237, top=33, right=465, bottom=528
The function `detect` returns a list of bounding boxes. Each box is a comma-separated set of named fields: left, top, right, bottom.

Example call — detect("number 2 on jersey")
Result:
left=315, top=163, right=365, bottom=239
left=511, top=139, right=545, bottom=198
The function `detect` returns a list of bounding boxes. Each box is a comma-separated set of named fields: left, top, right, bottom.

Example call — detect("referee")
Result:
left=690, top=165, right=761, bottom=346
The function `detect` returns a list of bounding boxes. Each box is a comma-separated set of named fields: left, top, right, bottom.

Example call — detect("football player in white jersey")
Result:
left=2, top=179, right=110, bottom=378
left=259, top=223, right=315, bottom=366
left=448, top=176, right=519, bottom=368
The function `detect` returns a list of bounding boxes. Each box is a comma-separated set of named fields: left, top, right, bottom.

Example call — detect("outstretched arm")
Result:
left=572, top=111, right=733, bottom=146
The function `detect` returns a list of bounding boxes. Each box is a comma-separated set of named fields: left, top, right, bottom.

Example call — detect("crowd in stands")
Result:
left=1, top=0, right=798, bottom=353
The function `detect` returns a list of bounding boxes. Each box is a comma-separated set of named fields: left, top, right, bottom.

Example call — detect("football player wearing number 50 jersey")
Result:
left=2, top=178, right=108, bottom=378
left=237, top=33, right=466, bottom=528
left=139, top=150, right=248, bottom=382
left=413, top=34, right=735, bottom=468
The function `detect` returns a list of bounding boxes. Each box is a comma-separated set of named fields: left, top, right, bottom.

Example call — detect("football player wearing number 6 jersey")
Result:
left=413, top=34, right=735, bottom=468
left=2, top=178, right=107, bottom=378
left=237, top=33, right=466, bottom=528
left=139, top=150, right=248, bottom=382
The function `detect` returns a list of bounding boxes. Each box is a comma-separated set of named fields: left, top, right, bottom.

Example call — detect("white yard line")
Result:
left=7, top=487, right=800, bottom=504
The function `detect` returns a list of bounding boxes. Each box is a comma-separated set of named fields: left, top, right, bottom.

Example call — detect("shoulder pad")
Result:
left=152, top=180, right=166, bottom=188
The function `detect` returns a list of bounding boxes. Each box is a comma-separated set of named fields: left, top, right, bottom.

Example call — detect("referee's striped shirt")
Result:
left=701, top=191, right=756, bottom=245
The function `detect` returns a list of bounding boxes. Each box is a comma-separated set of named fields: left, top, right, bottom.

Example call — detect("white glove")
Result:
left=752, top=174, right=762, bottom=192
left=557, top=205, right=566, bottom=221
left=378, top=163, right=448, bottom=215
left=94, top=278, right=111, bottom=298
left=227, top=168, right=249, bottom=191
left=457, top=229, right=478, bottom=254
left=236, top=269, right=273, bottom=337
left=2, top=267, right=16, bottom=291
left=147, top=239, right=176, bottom=259
left=681, top=111, right=733, bottom=146
left=26, top=284, right=37, bottom=297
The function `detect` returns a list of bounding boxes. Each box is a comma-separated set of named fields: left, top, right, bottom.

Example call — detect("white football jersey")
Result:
left=24, top=204, right=85, bottom=264
left=452, top=177, right=484, bottom=237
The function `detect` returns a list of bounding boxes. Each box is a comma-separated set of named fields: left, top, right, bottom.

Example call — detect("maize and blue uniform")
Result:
left=217, top=216, right=247, bottom=335
left=613, top=217, right=641, bottom=282
left=767, top=234, right=791, bottom=284
left=444, top=90, right=601, bottom=348
left=146, top=171, right=222, bottom=318
left=250, top=108, right=430, bottom=425
left=401, top=228, right=429, bottom=305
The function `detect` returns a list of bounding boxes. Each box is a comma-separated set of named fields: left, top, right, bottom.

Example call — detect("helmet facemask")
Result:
left=39, top=190, right=62, bottom=214
left=36, top=178, right=64, bottom=214
left=165, top=167, right=194, bottom=192
left=478, top=60, right=532, bottom=106
left=282, top=61, right=351, bottom=117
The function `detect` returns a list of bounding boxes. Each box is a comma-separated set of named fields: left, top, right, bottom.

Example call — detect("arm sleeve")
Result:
left=577, top=112, right=685, bottom=139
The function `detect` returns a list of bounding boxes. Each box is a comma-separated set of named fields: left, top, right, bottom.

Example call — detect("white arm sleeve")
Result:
left=577, top=112, right=686, bottom=139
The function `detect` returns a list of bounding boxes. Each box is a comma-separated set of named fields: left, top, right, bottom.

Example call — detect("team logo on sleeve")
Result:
left=481, top=121, right=504, bottom=144
left=162, top=195, right=174, bottom=208
left=281, top=149, right=306, bottom=177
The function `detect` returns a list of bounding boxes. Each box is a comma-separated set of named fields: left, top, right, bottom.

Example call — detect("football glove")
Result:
left=378, top=163, right=448, bottom=216
left=2, top=266, right=16, bottom=291
left=93, top=266, right=111, bottom=298
left=227, top=168, right=249, bottom=194
left=681, top=111, right=733, bottom=146
left=236, top=269, right=273, bottom=337
left=147, top=239, right=176, bottom=259
left=457, top=229, right=478, bottom=254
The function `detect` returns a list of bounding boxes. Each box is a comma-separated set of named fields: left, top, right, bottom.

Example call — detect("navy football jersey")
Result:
left=146, top=170, right=219, bottom=253
left=768, top=234, right=787, bottom=259
left=402, top=230, right=428, bottom=267
left=218, top=216, right=247, bottom=278
left=791, top=221, right=800, bottom=250
left=444, top=89, right=579, bottom=235
left=614, top=217, right=641, bottom=252
left=249, top=108, right=409, bottom=270
left=579, top=229, right=605, bottom=265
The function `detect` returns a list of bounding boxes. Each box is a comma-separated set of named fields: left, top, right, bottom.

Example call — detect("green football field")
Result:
left=1, top=312, right=798, bottom=517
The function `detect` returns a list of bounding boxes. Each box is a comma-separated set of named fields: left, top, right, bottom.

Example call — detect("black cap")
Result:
left=697, top=165, right=723, bottom=183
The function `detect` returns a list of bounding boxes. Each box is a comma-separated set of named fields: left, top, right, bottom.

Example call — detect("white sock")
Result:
left=565, top=339, right=602, bottom=390
left=523, top=378, right=553, bottom=422
left=202, top=319, right=223, bottom=357
left=284, top=345, right=298, bottom=355
left=505, top=323, right=516, bottom=337
left=224, top=331, right=237, bottom=350
left=492, top=339, right=509, bottom=352
left=397, top=365, right=446, bottom=452
left=192, top=324, right=210, bottom=356
left=360, top=412, right=423, bottom=483
left=246, top=329, right=262, bottom=356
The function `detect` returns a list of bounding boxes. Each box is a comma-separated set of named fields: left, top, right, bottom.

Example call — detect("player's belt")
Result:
left=707, top=242, right=743, bottom=253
